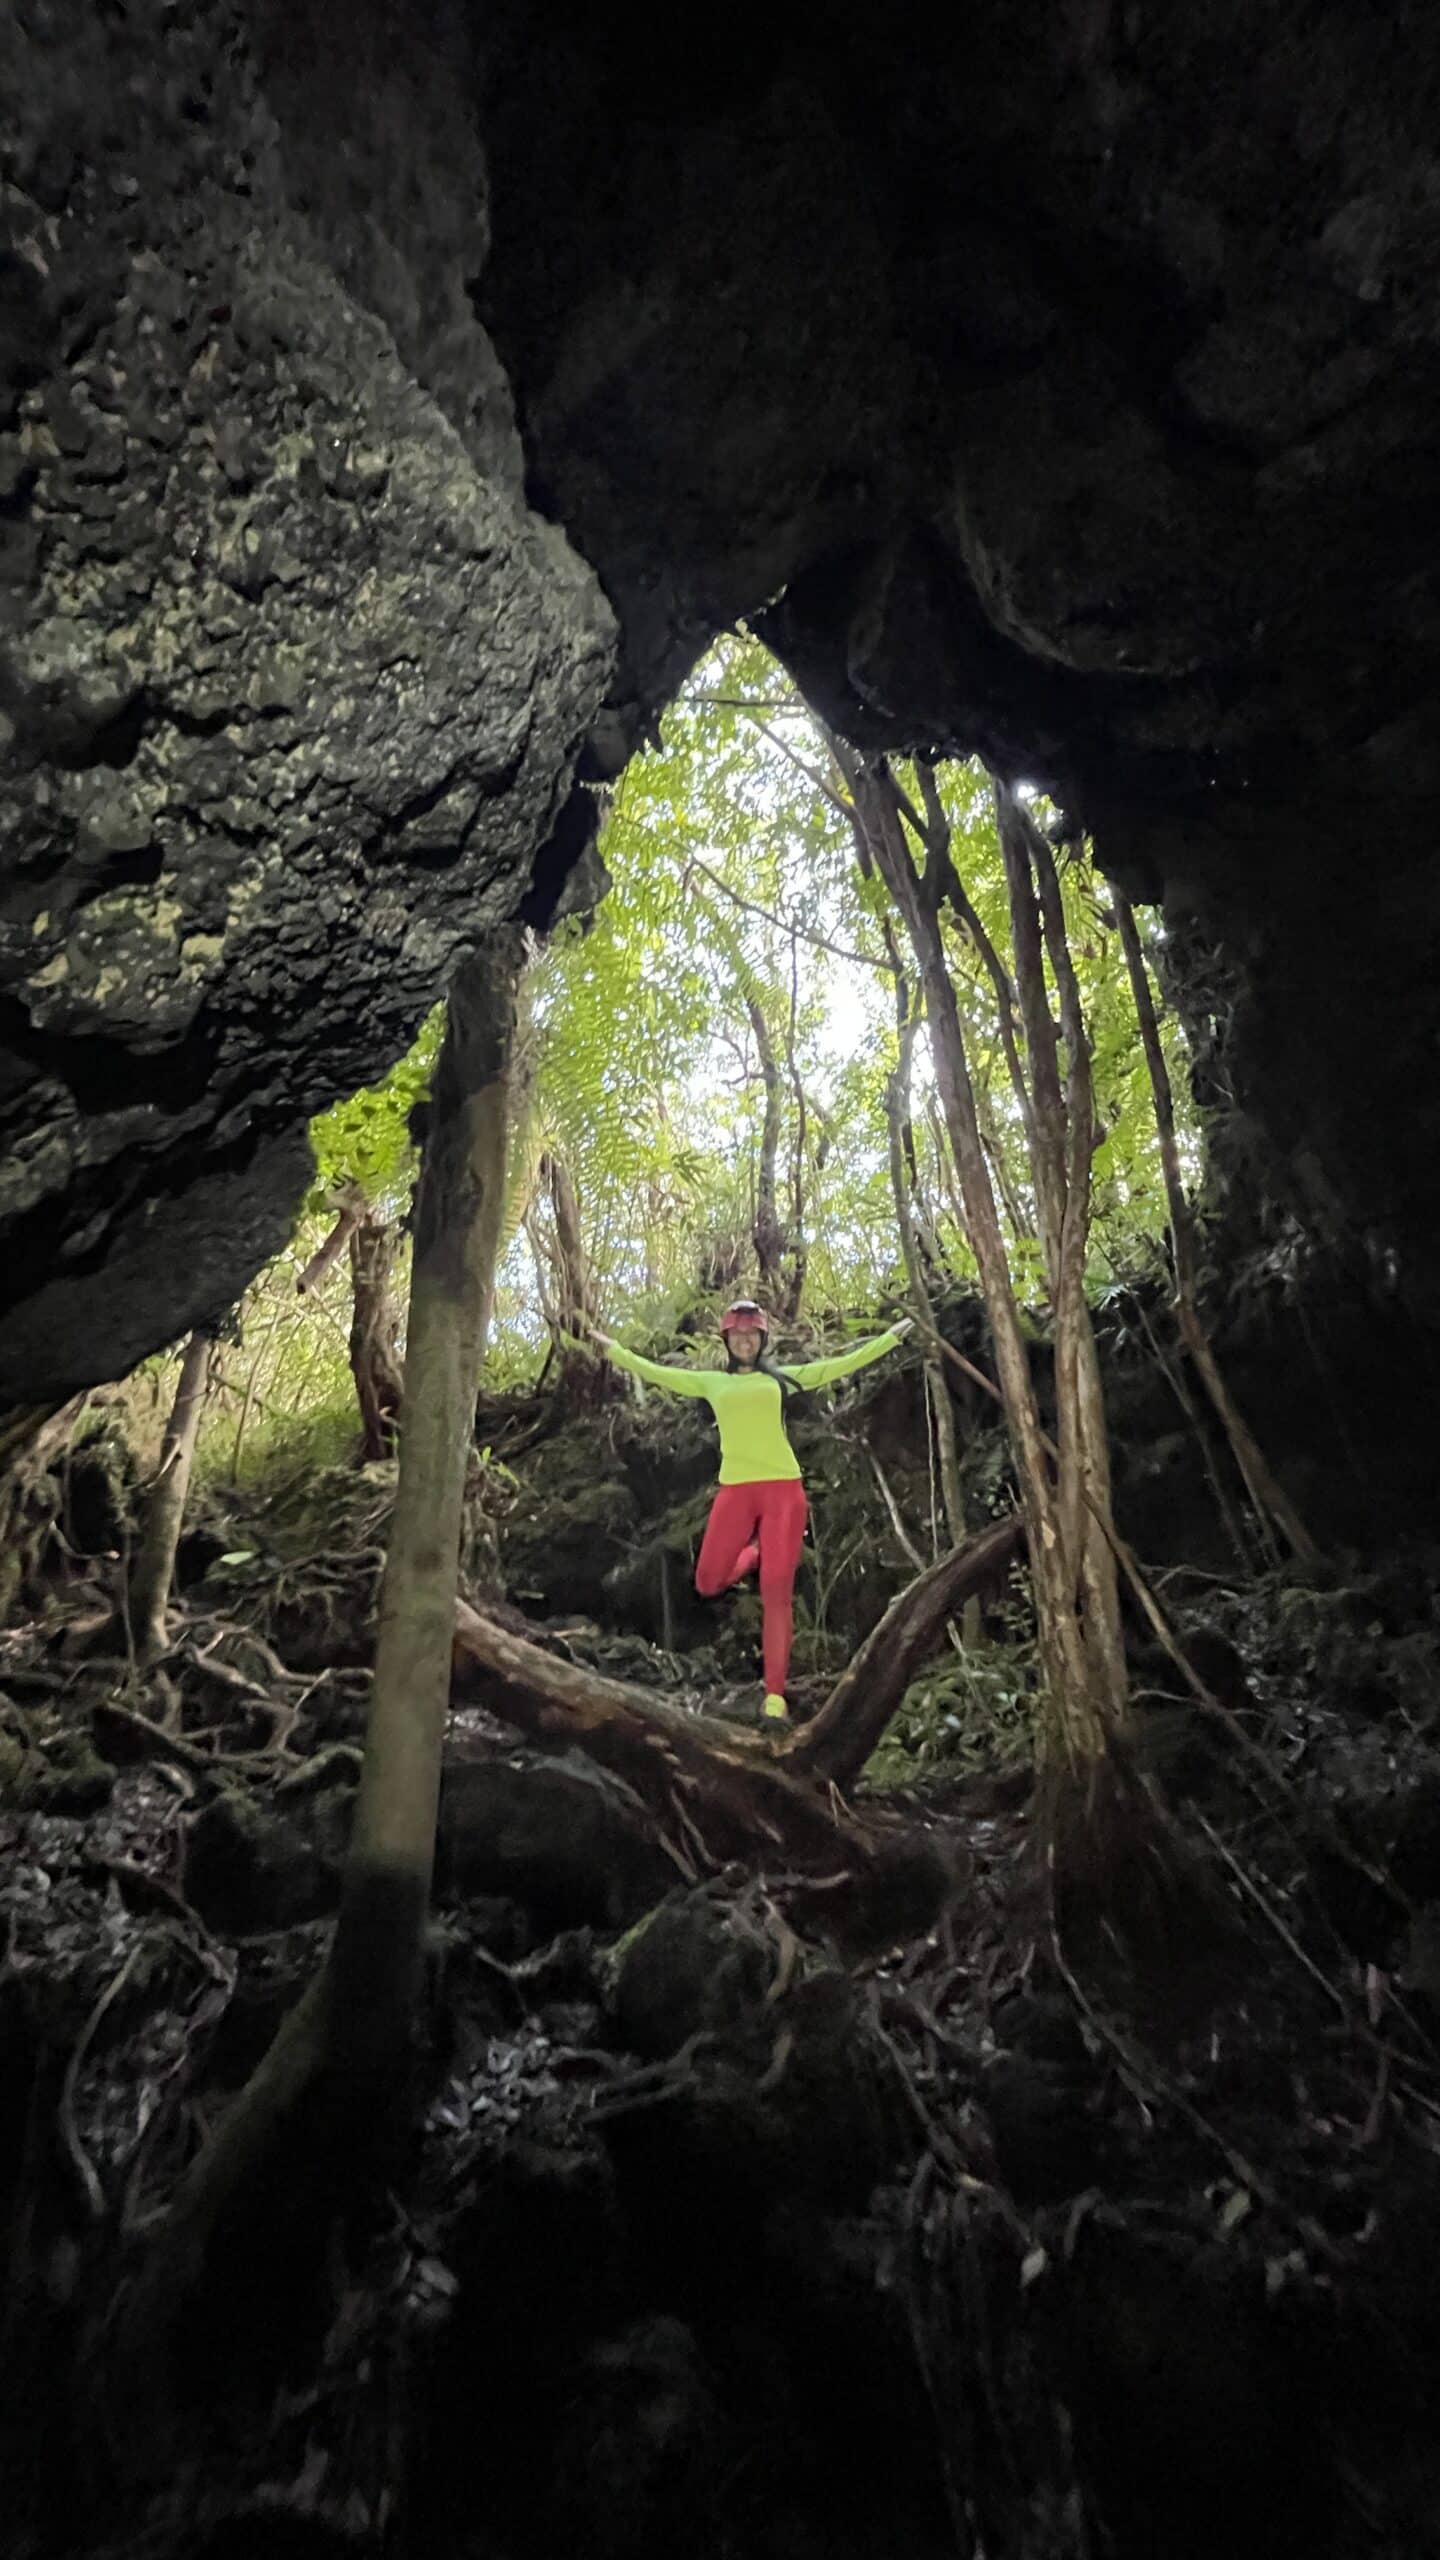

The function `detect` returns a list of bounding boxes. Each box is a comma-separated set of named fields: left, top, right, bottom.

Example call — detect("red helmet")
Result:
left=720, top=1298, right=769, bottom=1339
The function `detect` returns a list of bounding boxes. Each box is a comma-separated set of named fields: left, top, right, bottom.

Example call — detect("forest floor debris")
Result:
left=6, top=1450, right=1440, bottom=2556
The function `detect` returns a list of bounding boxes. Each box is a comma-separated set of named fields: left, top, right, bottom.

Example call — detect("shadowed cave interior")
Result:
left=4, top=5, right=1440, bottom=2555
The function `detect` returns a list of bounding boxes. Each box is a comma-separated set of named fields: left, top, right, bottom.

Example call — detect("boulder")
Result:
left=184, top=1789, right=339, bottom=1935
left=436, top=1749, right=678, bottom=1931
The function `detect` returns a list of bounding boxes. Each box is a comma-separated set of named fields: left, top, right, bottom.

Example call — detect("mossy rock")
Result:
left=64, top=1426, right=137, bottom=1555
left=607, top=1888, right=770, bottom=2060
left=502, top=1477, right=640, bottom=1616
left=0, top=1730, right=33, bottom=1804
left=185, top=1788, right=340, bottom=1935
left=35, top=1734, right=117, bottom=1813
left=437, top=1749, right=677, bottom=1930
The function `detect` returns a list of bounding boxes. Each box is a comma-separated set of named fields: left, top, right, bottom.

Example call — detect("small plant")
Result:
left=866, top=1637, right=1038, bottom=1789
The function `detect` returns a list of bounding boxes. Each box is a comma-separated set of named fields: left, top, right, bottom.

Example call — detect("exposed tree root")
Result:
left=784, top=1514, right=1025, bottom=1785
left=452, top=1519, right=1023, bottom=1869
left=98, top=1507, right=1015, bottom=2474
left=451, top=1596, right=875, bottom=1873
left=101, top=1971, right=333, bottom=2473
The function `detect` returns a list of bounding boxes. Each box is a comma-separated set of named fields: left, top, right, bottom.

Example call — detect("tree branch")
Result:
left=742, top=710, right=858, bottom=824
left=688, top=855, right=895, bottom=973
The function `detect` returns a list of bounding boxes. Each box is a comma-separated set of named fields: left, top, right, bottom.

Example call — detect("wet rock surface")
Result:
left=4, top=7, right=1440, bottom=1384
left=0, top=0, right=614, bottom=1392
left=481, top=8, right=1440, bottom=1309
left=437, top=1747, right=681, bottom=1931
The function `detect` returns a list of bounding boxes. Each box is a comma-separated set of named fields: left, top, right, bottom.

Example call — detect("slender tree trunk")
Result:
left=542, top=1149, right=597, bottom=1339
left=120, top=934, right=526, bottom=2409
left=831, top=738, right=1122, bottom=1791
left=780, top=931, right=809, bottom=1317
left=999, top=787, right=1128, bottom=1718
left=295, top=1188, right=366, bottom=1296
left=327, top=927, right=523, bottom=2083
left=976, top=1096, right=1038, bottom=1253
left=1112, top=887, right=1318, bottom=1564
left=1117, top=1265, right=1254, bottom=1565
left=129, top=1329, right=214, bottom=1663
left=524, top=1201, right=563, bottom=1342
left=886, top=1013, right=966, bottom=1547
left=540, top=1149, right=615, bottom=1400
left=643, top=1174, right=664, bottom=1298
left=744, top=987, right=787, bottom=1296
left=348, top=1217, right=404, bottom=1463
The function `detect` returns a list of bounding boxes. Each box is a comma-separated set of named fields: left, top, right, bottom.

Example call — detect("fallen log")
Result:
left=783, top=1513, right=1025, bottom=1786
left=451, top=1511, right=1024, bottom=1870
left=451, top=1597, right=869, bottom=1873
left=449, top=1600, right=974, bottom=1951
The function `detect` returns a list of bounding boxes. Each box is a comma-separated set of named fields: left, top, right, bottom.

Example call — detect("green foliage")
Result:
left=198, top=629, right=1203, bottom=1462
left=307, top=1006, right=443, bottom=1216
left=493, top=632, right=1199, bottom=1371
left=188, top=1011, right=445, bottom=1485
left=866, top=1645, right=1039, bottom=1790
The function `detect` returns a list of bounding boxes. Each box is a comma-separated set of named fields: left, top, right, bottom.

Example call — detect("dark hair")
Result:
left=725, top=1341, right=800, bottom=1400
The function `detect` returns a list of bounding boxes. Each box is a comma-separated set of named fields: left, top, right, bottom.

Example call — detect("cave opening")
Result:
left=5, top=5, right=1440, bottom=2555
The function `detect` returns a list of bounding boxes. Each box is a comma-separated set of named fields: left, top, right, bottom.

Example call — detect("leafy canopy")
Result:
left=182, top=632, right=1199, bottom=1473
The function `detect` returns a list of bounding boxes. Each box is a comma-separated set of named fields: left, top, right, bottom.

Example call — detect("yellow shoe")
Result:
left=763, top=1692, right=790, bottom=1722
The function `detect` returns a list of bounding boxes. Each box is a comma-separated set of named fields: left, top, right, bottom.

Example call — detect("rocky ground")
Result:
left=5, top=1320, right=1440, bottom=2557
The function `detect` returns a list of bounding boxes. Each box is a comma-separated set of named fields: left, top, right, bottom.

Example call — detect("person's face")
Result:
left=728, top=1325, right=764, bottom=1366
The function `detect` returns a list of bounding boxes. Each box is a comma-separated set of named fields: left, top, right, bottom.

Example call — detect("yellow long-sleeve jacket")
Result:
left=604, top=1328, right=905, bottom=1485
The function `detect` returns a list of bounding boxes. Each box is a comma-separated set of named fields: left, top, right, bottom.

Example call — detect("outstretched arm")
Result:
left=597, top=1336, right=722, bottom=1399
left=781, top=1321, right=912, bottom=1391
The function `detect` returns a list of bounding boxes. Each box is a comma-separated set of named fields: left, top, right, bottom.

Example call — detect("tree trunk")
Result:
left=116, top=934, right=525, bottom=2427
left=780, top=932, right=809, bottom=1317
left=829, top=738, right=1123, bottom=1792
left=744, top=987, right=787, bottom=1296
left=886, top=1012, right=967, bottom=1548
left=295, top=1189, right=366, bottom=1296
left=347, top=1217, right=404, bottom=1463
left=542, top=1149, right=598, bottom=1341
left=451, top=1526, right=1023, bottom=1814
left=1111, top=886, right=1318, bottom=1565
left=129, top=1330, right=214, bottom=1663
left=452, top=1598, right=876, bottom=1869
left=524, top=1200, right=563, bottom=1340
left=327, top=927, right=523, bottom=2085
left=453, top=1513, right=1022, bottom=1823
left=999, top=786, right=1128, bottom=1723
left=973, top=1094, right=1038, bottom=1256
left=784, top=1516, right=1025, bottom=1786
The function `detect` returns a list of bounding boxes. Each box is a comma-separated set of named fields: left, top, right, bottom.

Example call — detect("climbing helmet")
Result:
left=720, top=1298, right=769, bottom=1340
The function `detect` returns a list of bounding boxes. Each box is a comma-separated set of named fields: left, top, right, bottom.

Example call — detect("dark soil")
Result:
left=5, top=1341, right=1440, bottom=2559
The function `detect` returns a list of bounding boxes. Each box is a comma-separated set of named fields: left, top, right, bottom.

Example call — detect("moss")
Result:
left=0, top=1732, right=31, bottom=1803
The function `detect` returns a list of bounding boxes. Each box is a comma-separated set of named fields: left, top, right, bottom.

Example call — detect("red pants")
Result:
left=695, top=1479, right=808, bottom=1696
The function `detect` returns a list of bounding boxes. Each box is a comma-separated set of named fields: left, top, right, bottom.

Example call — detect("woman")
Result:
left=593, top=1299, right=911, bottom=1722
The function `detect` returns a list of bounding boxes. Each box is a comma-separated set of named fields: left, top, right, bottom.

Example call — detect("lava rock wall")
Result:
left=0, top=0, right=614, bottom=1394
left=479, top=5, right=1440, bottom=1315
left=5, top=0, right=1440, bottom=1394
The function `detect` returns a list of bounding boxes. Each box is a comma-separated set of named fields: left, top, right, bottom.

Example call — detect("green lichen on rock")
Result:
left=0, top=0, right=615, bottom=1398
